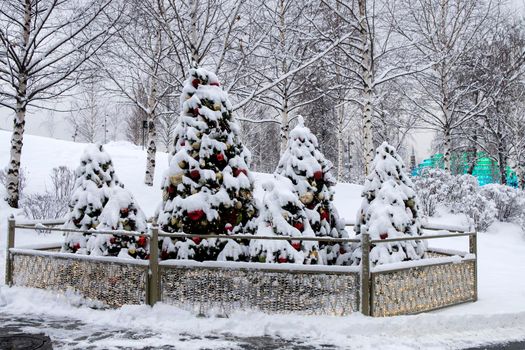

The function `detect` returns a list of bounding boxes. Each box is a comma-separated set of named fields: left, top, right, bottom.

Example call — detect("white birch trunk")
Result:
left=189, top=0, right=199, bottom=66
left=144, top=78, right=158, bottom=186
left=359, top=0, right=374, bottom=176
left=279, top=98, right=289, bottom=155
left=443, top=127, right=451, bottom=172
left=6, top=0, right=31, bottom=208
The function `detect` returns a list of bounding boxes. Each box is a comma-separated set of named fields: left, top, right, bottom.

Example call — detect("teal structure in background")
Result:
left=412, top=152, right=519, bottom=187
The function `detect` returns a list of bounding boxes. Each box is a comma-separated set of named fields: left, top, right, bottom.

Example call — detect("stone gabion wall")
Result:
left=11, top=252, right=148, bottom=307
left=370, top=260, right=476, bottom=317
left=160, top=265, right=360, bottom=316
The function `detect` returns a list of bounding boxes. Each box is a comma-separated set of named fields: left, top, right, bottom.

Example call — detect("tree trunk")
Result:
left=7, top=101, right=27, bottom=208
left=189, top=0, right=199, bottom=66
left=443, top=127, right=451, bottom=172
left=359, top=0, right=374, bottom=176
left=336, top=105, right=344, bottom=181
left=6, top=0, right=31, bottom=208
left=498, top=148, right=507, bottom=186
left=279, top=98, right=289, bottom=155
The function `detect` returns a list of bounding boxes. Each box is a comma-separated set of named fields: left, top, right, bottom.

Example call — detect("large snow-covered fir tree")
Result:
left=87, top=187, right=149, bottom=259
left=249, top=176, right=316, bottom=264
left=353, top=142, right=426, bottom=265
left=157, top=68, right=257, bottom=261
left=63, top=144, right=121, bottom=253
left=275, top=117, right=349, bottom=265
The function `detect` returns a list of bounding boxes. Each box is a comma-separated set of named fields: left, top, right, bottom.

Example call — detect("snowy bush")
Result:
left=21, top=166, right=75, bottom=220
left=353, top=142, right=426, bottom=266
left=412, top=168, right=453, bottom=217
left=448, top=175, right=496, bottom=231
left=480, top=184, right=525, bottom=223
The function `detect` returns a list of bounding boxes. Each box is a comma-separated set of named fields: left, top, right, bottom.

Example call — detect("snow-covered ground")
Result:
left=1, top=130, right=525, bottom=349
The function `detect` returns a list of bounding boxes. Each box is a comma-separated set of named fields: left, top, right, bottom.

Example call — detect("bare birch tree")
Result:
left=0, top=0, right=119, bottom=207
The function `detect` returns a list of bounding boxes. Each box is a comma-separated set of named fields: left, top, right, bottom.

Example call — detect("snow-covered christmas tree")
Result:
left=87, top=187, right=149, bottom=259
left=157, top=68, right=257, bottom=261
left=353, top=142, right=426, bottom=265
left=249, top=176, right=315, bottom=264
left=63, top=144, right=121, bottom=254
left=275, top=117, right=349, bottom=265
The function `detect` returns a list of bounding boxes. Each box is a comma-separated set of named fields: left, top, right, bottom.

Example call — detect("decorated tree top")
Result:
left=158, top=68, right=257, bottom=254
left=354, top=142, right=426, bottom=265
left=275, top=116, right=336, bottom=197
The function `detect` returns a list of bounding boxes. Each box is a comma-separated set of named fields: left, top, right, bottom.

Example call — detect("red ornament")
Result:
left=109, top=237, right=116, bottom=244
left=293, top=222, right=304, bottom=231
left=320, top=210, right=329, bottom=221
left=216, top=153, right=225, bottom=162
left=192, top=236, right=202, bottom=245
left=380, top=233, right=388, bottom=240
left=161, top=250, right=168, bottom=260
left=120, top=208, right=129, bottom=216
left=278, top=256, right=288, bottom=263
left=233, top=168, right=247, bottom=177
left=137, top=236, right=147, bottom=247
left=192, top=108, right=200, bottom=116
left=167, top=185, right=175, bottom=194
left=292, top=241, right=301, bottom=250
left=339, top=246, right=346, bottom=254
left=210, top=82, right=220, bottom=86
left=188, top=209, right=204, bottom=221
left=73, top=243, right=80, bottom=251
left=191, top=79, right=200, bottom=88
left=190, top=169, right=201, bottom=181
left=314, top=171, right=323, bottom=180
left=225, top=223, right=233, bottom=232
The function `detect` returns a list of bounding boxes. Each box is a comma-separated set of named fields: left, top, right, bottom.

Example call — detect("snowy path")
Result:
left=0, top=312, right=334, bottom=350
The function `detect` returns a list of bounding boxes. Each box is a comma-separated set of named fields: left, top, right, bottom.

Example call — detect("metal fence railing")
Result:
left=4, top=215, right=477, bottom=315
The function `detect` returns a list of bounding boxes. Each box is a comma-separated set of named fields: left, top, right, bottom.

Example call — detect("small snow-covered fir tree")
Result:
left=275, top=117, right=349, bottom=265
left=63, top=144, right=121, bottom=253
left=157, top=68, right=257, bottom=261
left=352, top=142, right=426, bottom=266
left=87, top=187, right=148, bottom=259
left=249, top=176, right=316, bottom=264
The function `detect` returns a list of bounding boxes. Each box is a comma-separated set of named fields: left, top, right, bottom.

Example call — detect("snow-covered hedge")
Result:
left=413, top=170, right=525, bottom=231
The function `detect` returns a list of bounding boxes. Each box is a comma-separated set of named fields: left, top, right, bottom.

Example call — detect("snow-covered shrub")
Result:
left=157, top=68, right=257, bottom=261
left=480, top=184, right=525, bottom=223
left=353, top=142, right=426, bottom=266
left=87, top=187, right=148, bottom=259
left=21, top=166, right=76, bottom=220
left=449, top=175, right=496, bottom=231
left=412, top=168, right=453, bottom=217
left=63, top=144, right=121, bottom=254
left=273, top=117, right=349, bottom=265
left=249, top=177, right=311, bottom=264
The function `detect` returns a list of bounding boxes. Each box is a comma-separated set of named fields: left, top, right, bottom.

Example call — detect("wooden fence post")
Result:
left=147, top=224, right=160, bottom=306
left=469, top=232, right=478, bottom=302
left=361, top=233, right=371, bottom=316
left=5, top=215, right=15, bottom=286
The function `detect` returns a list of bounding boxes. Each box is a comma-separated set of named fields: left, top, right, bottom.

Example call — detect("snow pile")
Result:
left=87, top=187, right=149, bottom=259
left=62, top=144, right=122, bottom=254
left=480, top=184, right=525, bottom=226
left=157, top=68, right=258, bottom=261
left=353, top=142, right=426, bottom=265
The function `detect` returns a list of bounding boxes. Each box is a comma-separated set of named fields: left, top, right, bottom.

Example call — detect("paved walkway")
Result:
left=0, top=313, right=336, bottom=349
